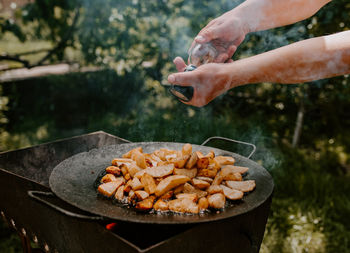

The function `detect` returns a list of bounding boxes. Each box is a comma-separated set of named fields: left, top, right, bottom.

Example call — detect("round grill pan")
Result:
left=48, top=142, right=273, bottom=224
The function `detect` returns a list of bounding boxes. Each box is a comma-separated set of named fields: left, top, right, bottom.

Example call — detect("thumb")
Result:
left=195, top=27, right=217, bottom=43
left=168, top=72, right=196, bottom=86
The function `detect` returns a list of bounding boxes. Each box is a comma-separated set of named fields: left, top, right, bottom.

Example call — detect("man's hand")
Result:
left=189, top=11, right=247, bottom=64
left=169, top=57, right=234, bottom=107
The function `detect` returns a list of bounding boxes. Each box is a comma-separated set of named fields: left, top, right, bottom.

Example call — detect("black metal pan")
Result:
left=29, top=139, right=274, bottom=224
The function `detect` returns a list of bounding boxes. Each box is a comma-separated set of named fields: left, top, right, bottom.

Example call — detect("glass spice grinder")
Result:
left=169, top=42, right=219, bottom=102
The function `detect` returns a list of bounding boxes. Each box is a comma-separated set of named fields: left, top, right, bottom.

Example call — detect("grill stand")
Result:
left=0, top=131, right=272, bottom=253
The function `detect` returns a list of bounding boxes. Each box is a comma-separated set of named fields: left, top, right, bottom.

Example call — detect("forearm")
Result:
left=232, top=0, right=331, bottom=33
left=228, top=31, right=350, bottom=86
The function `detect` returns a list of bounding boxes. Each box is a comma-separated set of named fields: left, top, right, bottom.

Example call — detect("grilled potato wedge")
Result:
left=114, top=185, right=125, bottom=201
left=191, top=178, right=210, bottom=190
left=144, top=164, right=174, bottom=177
left=206, top=185, right=223, bottom=194
left=185, top=152, right=198, bottom=169
left=176, top=193, right=198, bottom=202
left=122, top=147, right=143, bottom=159
left=132, top=151, right=147, bottom=169
left=222, top=165, right=249, bottom=174
left=225, top=180, right=256, bottom=192
left=197, top=168, right=218, bottom=178
left=198, top=197, right=209, bottom=210
left=153, top=199, right=169, bottom=211
left=141, top=173, right=157, bottom=194
left=135, top=190, right=150, bottom=200
left=220, top=185, right=244, bottom=200
left=168, top=198, right=199, bottom=214
left=183, top=183, right=208, bottom=198
left=100, top=174, right=117, bottom=183
left=155, top=175, right=190, bottom=197
left=182, top=143, right=192, bottom=156
left=208, top=193, right=226, bottom=209
left=174, top=168, right=197, bottom=178
left=105, top=166, right=121, bottom=176
left=135, top=196, right=156, bottom=211
left=130, top=177, right=143, bottom=191
left=98, top=179, right=125, bottom=197
left=214, top=156, right=235, bottom=166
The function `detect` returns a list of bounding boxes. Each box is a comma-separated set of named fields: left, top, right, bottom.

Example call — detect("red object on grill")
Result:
left=105, top=222, right=118, bottom=230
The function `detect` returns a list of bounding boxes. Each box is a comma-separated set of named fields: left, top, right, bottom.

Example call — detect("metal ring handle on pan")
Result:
left=28, top=190, right=106, bottom=221
left=201, top=136, right=256, bottom=159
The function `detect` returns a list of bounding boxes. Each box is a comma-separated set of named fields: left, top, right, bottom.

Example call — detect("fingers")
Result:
left=168, top=72, right=196, bottom=86
left=233, top=34, right=245, bottom=47
left=173, top=57, right=187, bottom=72
left=214, top=53, right=229, bottom=63
left=227, top=45, right=237, bottom=59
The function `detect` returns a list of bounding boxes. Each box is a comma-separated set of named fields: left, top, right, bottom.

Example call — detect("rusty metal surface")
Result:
left=0, top=131, right=128, bottom=187
left=49, top=142, right=274, bottom=224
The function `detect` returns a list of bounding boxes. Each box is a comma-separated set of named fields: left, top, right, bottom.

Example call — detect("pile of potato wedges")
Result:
left=97, top=144, right=256, bottom=214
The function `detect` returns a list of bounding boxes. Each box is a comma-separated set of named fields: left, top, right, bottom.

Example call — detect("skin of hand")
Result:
left=189, top=11, right=247, bottom=64
left=169, top=57, right=234, bottom=107
left=179, top=0, right=332, bottom=70
left=168, top=31, right=350, bottom=107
